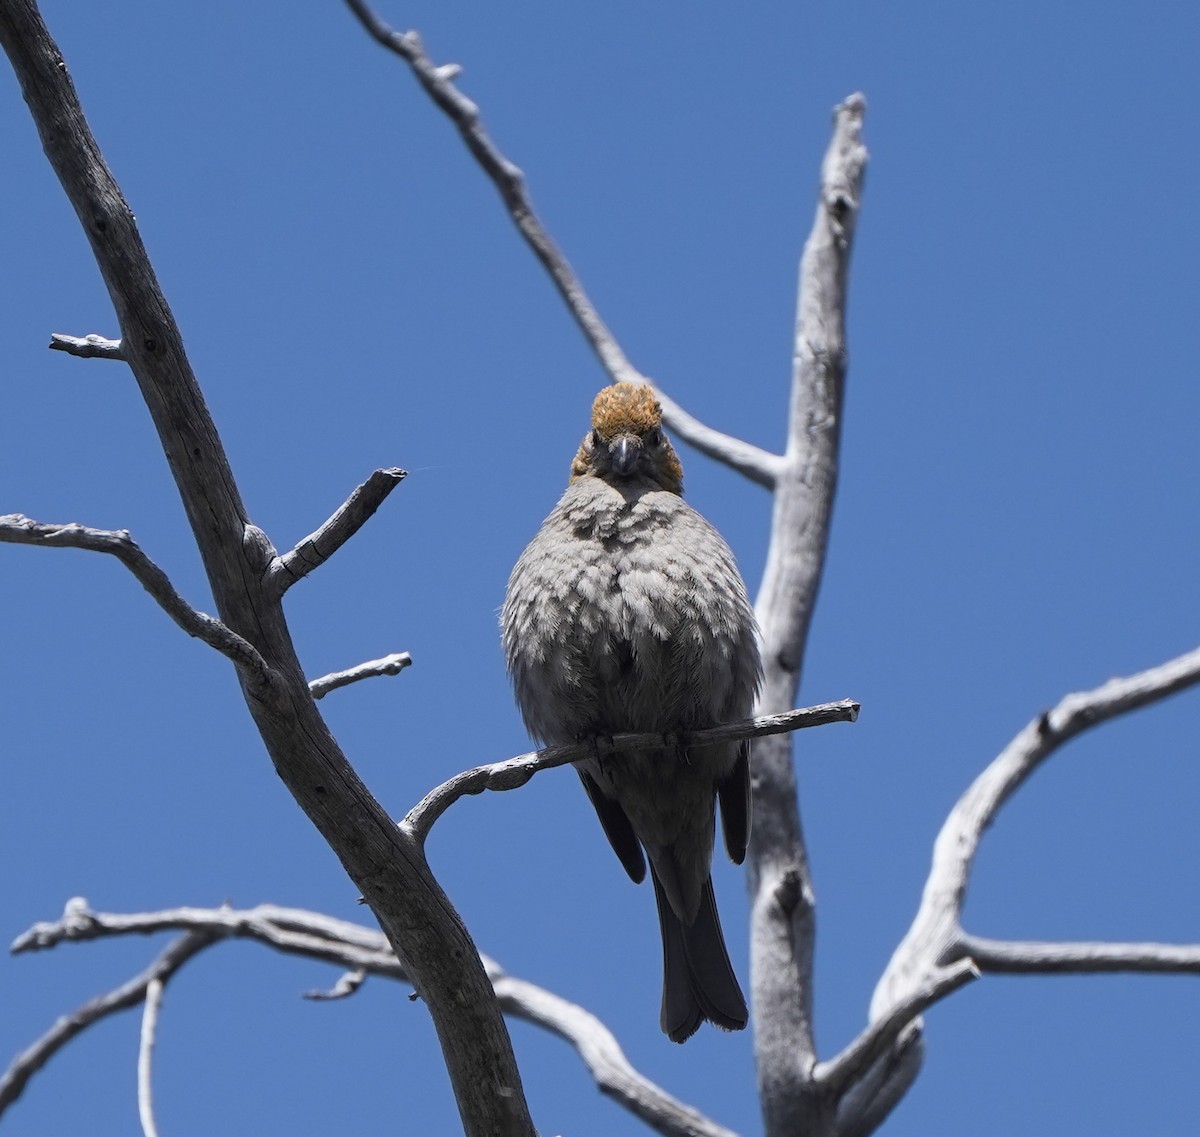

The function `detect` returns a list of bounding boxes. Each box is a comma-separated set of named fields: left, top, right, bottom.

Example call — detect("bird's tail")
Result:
left=652, top=869, right=748, bottom=1043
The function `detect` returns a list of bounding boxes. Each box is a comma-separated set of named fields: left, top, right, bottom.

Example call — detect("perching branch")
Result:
left=342, top=0, right=780, bottom=487
left=7, top=900, right=738, bottom=1137
left=0, top=513, right=272, bottom=684
left=48, top=331, right=124, bottom=359
left=309, top=651, right=412, bottom=699
left=405, top=700, right=859, bottom=842
left=272, top=467, right=407, bottom=592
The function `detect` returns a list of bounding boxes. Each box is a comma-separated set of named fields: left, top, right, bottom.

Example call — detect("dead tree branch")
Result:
left=6, top=900, right=739, bottom=1137
left=830, top=643, right=1200, bottom=1132
left=0, top=513, right=272, bottom=683
left=0, top=920, right=215, bottom=1116
left=406, top=700, right=860, bottom=842
left=742, top=93, right=866, bottom=1137
left=0, top=4, right=531, bottom=1132
left=342, top=0, right=780, bottom=486
left=137, top=977, right=165, bottom=1137
left=272, top=468, right=407, bottom=592
left=309, top=652, right=412, bottom=699
left=49, top=331, right=124, bottom=359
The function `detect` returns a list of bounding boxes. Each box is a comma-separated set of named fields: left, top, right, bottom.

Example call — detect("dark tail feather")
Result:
left=653, top=870, right=748, bottom=1043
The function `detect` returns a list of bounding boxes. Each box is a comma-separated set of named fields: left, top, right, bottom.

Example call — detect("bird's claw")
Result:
left=587, top=732, right=617, bottom=774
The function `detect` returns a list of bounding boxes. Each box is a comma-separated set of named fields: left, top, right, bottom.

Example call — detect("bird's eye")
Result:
left=646, top=428, right=663, bottom=447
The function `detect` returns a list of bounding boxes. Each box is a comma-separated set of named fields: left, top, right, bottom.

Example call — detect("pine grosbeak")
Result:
left=502, top=382, right=762, bottom=1042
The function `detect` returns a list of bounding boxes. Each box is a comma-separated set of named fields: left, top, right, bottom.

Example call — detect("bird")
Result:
left=502, top=381, right=762, bottom=1042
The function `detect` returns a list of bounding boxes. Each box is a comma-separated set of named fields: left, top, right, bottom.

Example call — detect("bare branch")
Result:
left=0, top=513, right=272, bottom=685
left=12, top=899, right=406, bottom=977
left=138, top=978, right=164, bottom=1137
left=272, top=468, right=406, bottom=592
left=489, top=968, right=741, bottom=1137
left=345, top=3, right=779, bottom=488
left=651, top=386, right=783, bottom=489
left=304, top=968, right=368, bottom=1001
left=0, top=927, right=214, bottom=1116
left=835, top=1028, right=923, bottom=1137
left=343, top=0, right=642, bottom=390
left=815, top=958, right=978, bottom=1098
left=746, top=93, right=868, bottom=1121
left=49, top=331, right=124, bottom=359
left=309, top=652, right=412, bottom=699
left=14, top=900, right=735, bottom=1137
left=405, top=700, right=859, bottom=841
left=1, top=5, right=531, bottom=1127
left=874, top=642, right=1200, bottom=1022
left=960, top=934, right=1200, bottom=975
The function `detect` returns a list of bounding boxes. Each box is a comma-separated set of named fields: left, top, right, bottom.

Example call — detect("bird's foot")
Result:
left=662, top=730, right=691, bottom=765
left=586, top=732, right=618, bottom=774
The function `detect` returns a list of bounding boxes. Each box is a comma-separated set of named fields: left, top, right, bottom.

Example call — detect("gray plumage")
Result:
left=501, top=382, right=762, bottom=1042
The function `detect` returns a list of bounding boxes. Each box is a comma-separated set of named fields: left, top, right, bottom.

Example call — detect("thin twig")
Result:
left=272, top=468, right=407, bottom=592
left=309, top=652, right=412, bottom=699
left=405, top=700, right=859, bottom=841
left=0, top=929, right=214, bottom=1116
left=304, top=968, right=368, bottom=1001
left=138, top=978, right=164, bottom=1137
left=0, top=514, right=272, bottom=685
left=343, top=0, right=640, bottom=388
left=49, top=331, right=124, bottom=359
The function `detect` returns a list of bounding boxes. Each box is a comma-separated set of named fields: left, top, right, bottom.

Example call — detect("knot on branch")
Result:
left=13, top=897, right=96, bottom=953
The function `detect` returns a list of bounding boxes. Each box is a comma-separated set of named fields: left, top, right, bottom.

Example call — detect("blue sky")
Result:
left=3, top=2, right=1199, bottom=1134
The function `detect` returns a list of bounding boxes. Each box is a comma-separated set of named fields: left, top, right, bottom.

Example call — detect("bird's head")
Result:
left=570, top=382, right=684, bottom=494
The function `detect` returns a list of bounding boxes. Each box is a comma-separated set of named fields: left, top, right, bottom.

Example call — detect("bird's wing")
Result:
left=717, top=741, right=751, bottom=865
left=578, top=769, right=646, bottom=883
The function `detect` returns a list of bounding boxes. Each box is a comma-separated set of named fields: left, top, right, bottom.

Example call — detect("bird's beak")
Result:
left=610, top=435, right=640, bottom=476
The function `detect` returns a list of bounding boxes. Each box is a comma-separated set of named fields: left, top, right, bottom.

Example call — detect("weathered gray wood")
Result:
left=0, top=4, right=533, bottom=1133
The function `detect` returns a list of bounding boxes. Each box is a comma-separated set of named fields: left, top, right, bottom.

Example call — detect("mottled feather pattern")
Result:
left=504, top=477, right=758, bottom=745
left=502, top=382, right=761, bottom=1042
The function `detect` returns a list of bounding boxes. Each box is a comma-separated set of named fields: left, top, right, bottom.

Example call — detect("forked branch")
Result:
left=5, top=900, right=739, bottom=1137
left=0, top=917, right=215, bottom=1114
left=0, top=513, right=271, bottom=683
left=829, top=643, right=1200, bottom=1131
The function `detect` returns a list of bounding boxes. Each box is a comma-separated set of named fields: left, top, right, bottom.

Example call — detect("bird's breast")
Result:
left=503, top=486, right=758, bottom=743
